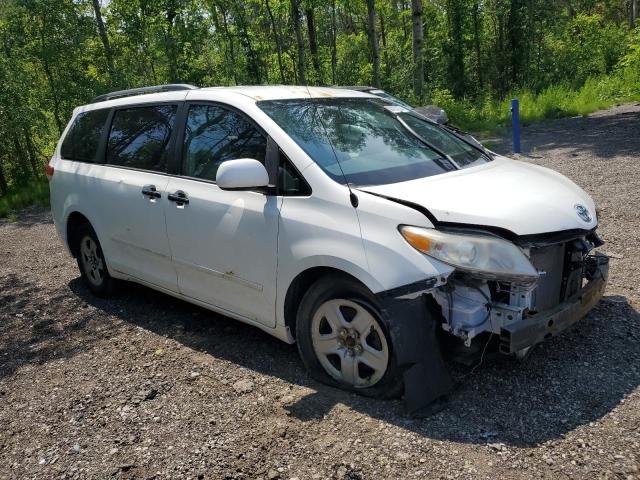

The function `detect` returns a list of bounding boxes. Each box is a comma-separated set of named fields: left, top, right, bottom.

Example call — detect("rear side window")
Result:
left=60, top=109, right=109, bottom=162
left=182, top=104, right=266, bottom=181
left=106, top=105, right=177, bottom=172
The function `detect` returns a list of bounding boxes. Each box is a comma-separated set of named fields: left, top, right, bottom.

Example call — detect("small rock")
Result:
left=233, top=379, right=254, bottom=394
left=267, top=468, right=280, bottom=479
left=279, top=395, right=295, bottom=405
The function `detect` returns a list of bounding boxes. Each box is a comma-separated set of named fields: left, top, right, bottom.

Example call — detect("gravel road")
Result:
left=1, top=104, right=639, bottom=479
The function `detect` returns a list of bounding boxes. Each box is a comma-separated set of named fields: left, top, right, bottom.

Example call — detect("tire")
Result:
left=296, top=275, right=403, bottom=399
left=75, top=223, right=116, bottom=297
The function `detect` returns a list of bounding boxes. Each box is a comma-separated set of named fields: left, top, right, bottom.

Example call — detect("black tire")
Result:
left=74, top=223, right=116, bottom=297
left=296, top=274, right=403, bottom=399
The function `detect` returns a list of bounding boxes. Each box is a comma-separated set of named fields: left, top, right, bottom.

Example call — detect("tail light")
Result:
left=46, top=158, right=54, bottom=178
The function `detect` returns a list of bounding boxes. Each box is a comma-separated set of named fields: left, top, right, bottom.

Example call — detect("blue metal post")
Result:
left=511, top=98, right=521, bottom=153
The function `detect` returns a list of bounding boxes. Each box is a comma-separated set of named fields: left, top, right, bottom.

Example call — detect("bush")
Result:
left=0, top=180, right=50, bottom=219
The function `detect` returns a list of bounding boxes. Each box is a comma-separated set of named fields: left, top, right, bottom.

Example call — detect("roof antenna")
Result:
left=302, top=83, right=358, bottom=208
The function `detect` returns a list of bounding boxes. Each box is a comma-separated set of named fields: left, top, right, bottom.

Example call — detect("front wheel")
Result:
left=296, top=275, right=403, bottom=399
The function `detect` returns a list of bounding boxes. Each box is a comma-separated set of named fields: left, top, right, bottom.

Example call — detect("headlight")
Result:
left=399, top=225, right=538, bottom=285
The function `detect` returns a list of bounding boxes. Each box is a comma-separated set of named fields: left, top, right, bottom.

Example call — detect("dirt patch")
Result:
left=1, top=105, right=640, bottom=479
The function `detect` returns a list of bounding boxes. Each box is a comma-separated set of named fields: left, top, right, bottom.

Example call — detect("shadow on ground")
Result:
left=492, top=106, right=640, bottom=159
left=0, top=273, right=119, bottom=380
left=59, top=276, right=640, bottom=448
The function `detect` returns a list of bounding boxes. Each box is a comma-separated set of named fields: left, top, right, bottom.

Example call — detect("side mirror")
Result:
left=413, top=105, right=449, bottom=125
left=216, top=159, right=269, bottom=190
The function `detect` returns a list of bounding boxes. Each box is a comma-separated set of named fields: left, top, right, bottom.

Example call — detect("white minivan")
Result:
left=48, top=84, right=608, bottom=409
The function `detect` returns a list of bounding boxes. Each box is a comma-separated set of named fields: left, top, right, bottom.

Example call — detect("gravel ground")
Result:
left=1, top=104, right=639, bottom=480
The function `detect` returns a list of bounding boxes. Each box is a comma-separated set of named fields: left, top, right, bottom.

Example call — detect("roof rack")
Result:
left=92, top=84, right=198, bottom=103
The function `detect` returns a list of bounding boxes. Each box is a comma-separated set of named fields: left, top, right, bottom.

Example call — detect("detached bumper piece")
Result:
left=377, top=280, right=454, bottom=417
left=499, top=253, right=609, bottom=354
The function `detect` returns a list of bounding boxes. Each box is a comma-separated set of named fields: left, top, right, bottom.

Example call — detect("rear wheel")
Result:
left=75, top=224, right=115, bottom=296
left=296, top=275, right=403, bottom=398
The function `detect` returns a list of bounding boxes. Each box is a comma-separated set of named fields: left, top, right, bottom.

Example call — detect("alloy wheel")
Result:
left=311, top=298, right=389, bottom=388
left=80, top=236, right=105, bottom=287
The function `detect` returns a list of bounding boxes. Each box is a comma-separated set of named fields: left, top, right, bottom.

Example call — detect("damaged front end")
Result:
left=431, top=231, right=609, bottom=357
left=382, top=226, right=608, bottom=416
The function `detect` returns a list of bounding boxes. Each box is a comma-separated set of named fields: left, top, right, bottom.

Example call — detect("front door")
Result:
left=163, top=103, right=281, bottom=327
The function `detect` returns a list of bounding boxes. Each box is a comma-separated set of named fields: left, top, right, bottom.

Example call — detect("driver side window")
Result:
left=182, top=104, right=267, bottom=181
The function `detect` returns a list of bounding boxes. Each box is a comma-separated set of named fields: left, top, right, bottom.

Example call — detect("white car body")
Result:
left=48, top=85, right=606, bottom=361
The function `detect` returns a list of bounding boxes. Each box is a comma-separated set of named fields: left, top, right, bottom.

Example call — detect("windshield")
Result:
left=258, top=97, right=488, bottom=186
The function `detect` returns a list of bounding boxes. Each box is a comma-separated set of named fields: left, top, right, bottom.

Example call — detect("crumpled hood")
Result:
left=361, top=156, right=598, bottom=236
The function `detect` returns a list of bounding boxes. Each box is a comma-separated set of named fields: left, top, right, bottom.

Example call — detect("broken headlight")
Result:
left=399, top=226, right=539, bottom=285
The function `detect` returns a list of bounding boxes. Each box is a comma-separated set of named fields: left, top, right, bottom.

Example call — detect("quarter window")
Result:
left=106, top=105, right=177, bottom=172
left=60, top=109, right=109, bottom=162
left=278, top=153, right=311, bottom=196
left=182, top=104, right=267, bottom=181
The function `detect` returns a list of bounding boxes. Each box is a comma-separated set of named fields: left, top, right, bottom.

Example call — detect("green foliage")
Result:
left=0, top=180, right=50, bottom=219
left=0, top=0, right=639, bottom=217
left=442, top=59, right=640, bottom=135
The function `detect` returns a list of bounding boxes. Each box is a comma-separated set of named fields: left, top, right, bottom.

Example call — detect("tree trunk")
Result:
left=0, top=159, right=7, bottom=196
left=216, top=3, right=238, bottom=85
left=566, top=0, right=575, bottom=19
left=365, top=0, right=381, bottom=88
left=472, top=1, right=483, bottom=89
left=12, top=136, right=31, bottom=183
left=632, top=0, right=638, bottom=27
left=380, top=13, right=391, bottom=80
left=447, top=0, right=466, bottom=97
left=264, top=0, right=286, bottom=83
left=509, top=0, right=526, bottom=86
left=23, top=129, right=40, bottom=178
left=38, top=18, right=63, bottom=134
left=165, top=4, right=179, bottom=83
left=235, top=6, right=262, bottom=83
left=291, top=0, right=305, bottom=85
left=411, top=0, right=424, bottom=98
left=91, top=0, right=117, bottom=85
left=306, top=7, right=322, bottom=84
left=331, top=0, right=337, bottom=84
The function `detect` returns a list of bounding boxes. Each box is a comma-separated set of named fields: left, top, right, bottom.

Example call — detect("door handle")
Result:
left=167, top=190, right=189, bottom=205
left=141, top=184, right=161, bottom=199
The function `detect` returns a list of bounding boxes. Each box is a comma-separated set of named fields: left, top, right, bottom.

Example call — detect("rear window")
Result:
left=106, top=105, right=177, bottom=172
left=60, top=109, right=109, bottom=162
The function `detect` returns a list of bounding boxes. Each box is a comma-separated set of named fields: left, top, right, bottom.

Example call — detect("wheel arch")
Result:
left=282, top=265, right=379, bottom=341
left=65, top=211, right=92, bottom=258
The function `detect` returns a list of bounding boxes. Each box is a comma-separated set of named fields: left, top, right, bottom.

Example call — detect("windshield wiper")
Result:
left=398, top=106, right=493, bottom=161
left=383, top=106, right=461, bottom=170
left=441, top=124, right=493, bottom=159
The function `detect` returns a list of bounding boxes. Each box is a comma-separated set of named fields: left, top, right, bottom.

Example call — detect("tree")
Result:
left=91, top=0, right=117, bottom=85
left=365, top=0, right=381, bottom=87
left=447, top=0, right=466, bottom=97
left=0, top=0, right=638, bottom=204
left=306, top=5, right=322, bottom=84
left=264, top=0, right=286, bottom=83
left=290, top=0, right=305, bottom=84
left=411, top=0, right=424, bottom=97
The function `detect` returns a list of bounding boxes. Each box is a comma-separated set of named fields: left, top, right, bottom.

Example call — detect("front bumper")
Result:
left=499, top=253, right=609, bottom=354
